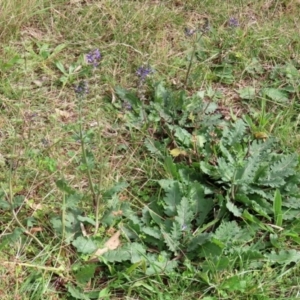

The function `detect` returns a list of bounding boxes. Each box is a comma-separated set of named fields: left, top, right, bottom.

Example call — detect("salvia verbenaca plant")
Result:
left=74, top=80, right=89, bottom=96
left=228, top=16, right=239, bottom=28
left=86, top=48, right=102, bottom=67
left=135, top=65, right=154, bottom=114
left=73, top=49, right=102, bottom=233
left=108, top=79, right=300, bottom=269
left=136, top=66, right=153, bottom=83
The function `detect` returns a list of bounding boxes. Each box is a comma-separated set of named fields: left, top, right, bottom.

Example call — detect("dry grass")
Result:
left=0, top=0, right=45, bottom=43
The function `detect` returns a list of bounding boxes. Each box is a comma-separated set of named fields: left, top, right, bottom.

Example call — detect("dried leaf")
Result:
left=25, top=198, right=43, bottom=211
left=105, top=230, right=121, bottom=250
left=21, top=27, right=44, bottom=40
left=89, top=121, right=98, bottom=127
left=55, top=109, right=71, bottom=120
left=90, top=230, right=121, bottom=260
left=112, top=210, right=123, bottom=216
left=117, top=113, right=125, bottom=119
left=107, top=227, right=116, bottom=235
left=188, top=112, right=195, bottom=122
left=170, top=148, right=187, bottom=157
left=192, top=135, right=206, bottom=148
left=29, top=227, right=43, bottom=234
left=32, top=80, right=43, bottom=87
left=93, top=247, right=108, bottom=256
left=254, top=132, right=268, bottom=140
left=80, top=223, right=88, bottom=237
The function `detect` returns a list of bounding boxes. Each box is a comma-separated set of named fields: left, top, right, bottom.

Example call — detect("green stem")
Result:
left=78, top=98, right=96, bottom=199
left=5, top=262, right=64, bottom=275
left=184, top=32, right=204, bottom=88
left=78, top=96, right=100, bottom=234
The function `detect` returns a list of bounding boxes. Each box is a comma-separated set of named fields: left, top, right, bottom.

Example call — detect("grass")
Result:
left=1, top=0, right=300, bottom=299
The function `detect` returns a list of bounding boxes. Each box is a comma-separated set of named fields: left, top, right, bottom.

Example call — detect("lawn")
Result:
left=1, top=0, right=300, bottom=299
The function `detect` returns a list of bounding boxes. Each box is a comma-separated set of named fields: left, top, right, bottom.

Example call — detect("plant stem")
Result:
left=78, top=96, right=100, bottom=234
left=4, top=261, right=64, bottom=275
left=184, top=32, right=204, bottom=88
left=78, top=100, right=96, bottom=198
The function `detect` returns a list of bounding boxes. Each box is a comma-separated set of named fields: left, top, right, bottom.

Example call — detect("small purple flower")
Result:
left=228, top=17, right=239, bottom=28
left=136, top=66, right=153, bottom=82
left=184, top=28, right=196, bottom=37
left=86, top=49, right=101, bottom=67
left=122, top=101, right=132, bottom=111
left=74, top=80, right=88, bottom=96
left=41, top=138, right=50, bottom=147
left=202, top=18, right=210, bottom=33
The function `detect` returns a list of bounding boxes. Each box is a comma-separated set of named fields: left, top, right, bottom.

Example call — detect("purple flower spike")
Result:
left=136, top=66, right=153, bottom=82
left=185, top=28, right=196, bottom=37
left=122, top=101, right=132, bottom=111
left=74, top=80, right=88, bottom=96
left=86, top=49, right=101, bottom=67
left=228, top=17, right=239, bottom=27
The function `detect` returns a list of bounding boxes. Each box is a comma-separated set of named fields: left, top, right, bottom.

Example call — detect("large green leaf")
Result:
left=144, top=138, right=164, bottom=158
left=51, top=209, right=82, bottom=243
left=214, top=221, right=253, bottom=246
left=262, top=88, right=289, bottom=102
left=266, top=250, right=300, bottom=264
left=142, top=226, right=162, bottom=240
left=175, top=197, right=194, bottom=229
left=220, top=275, right=247, bottom=292
left=217, top=157, right=234, bottom=182
left=115, top=86, right=141, bottom=109
left=102, top=247, right=131, bottom=263
left=154, top=81, right=169, bottom=105
left=146, top=252, right=178, bottom=275
left=238, top=86, right=256, bottom=100
left=161, top=228, right=180, bottom=253
left=74, top=264, right=97, bottom=284
left=171, top=125, right=192, bottom=147
left=188, top=182, right=214, bottom=226
left=259, top=154, right=298, bottom=187
left=72, top=236, right=97, bottom=254
left=163, top=156, right=178, bottom=178
left=236, top=153, right=262, bottom=185
left=187, top=233, right=212, bottom=252
left=0, top=228, right=24, bottom=250
left=102, top=243, right=146, bottom=263
left=221, top=119, right=246, bottom=146
left=67, top=284, right=90, bottom=300
left=158, top=179, right=182, bottom=216
left=226, top=201, right=242, bottom=217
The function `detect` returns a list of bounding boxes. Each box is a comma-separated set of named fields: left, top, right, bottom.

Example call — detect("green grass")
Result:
left=1, top=0, right=300, bottom=299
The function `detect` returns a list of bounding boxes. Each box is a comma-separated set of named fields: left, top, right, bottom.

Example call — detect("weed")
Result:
left=1, top=1, right=300, bottom=299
